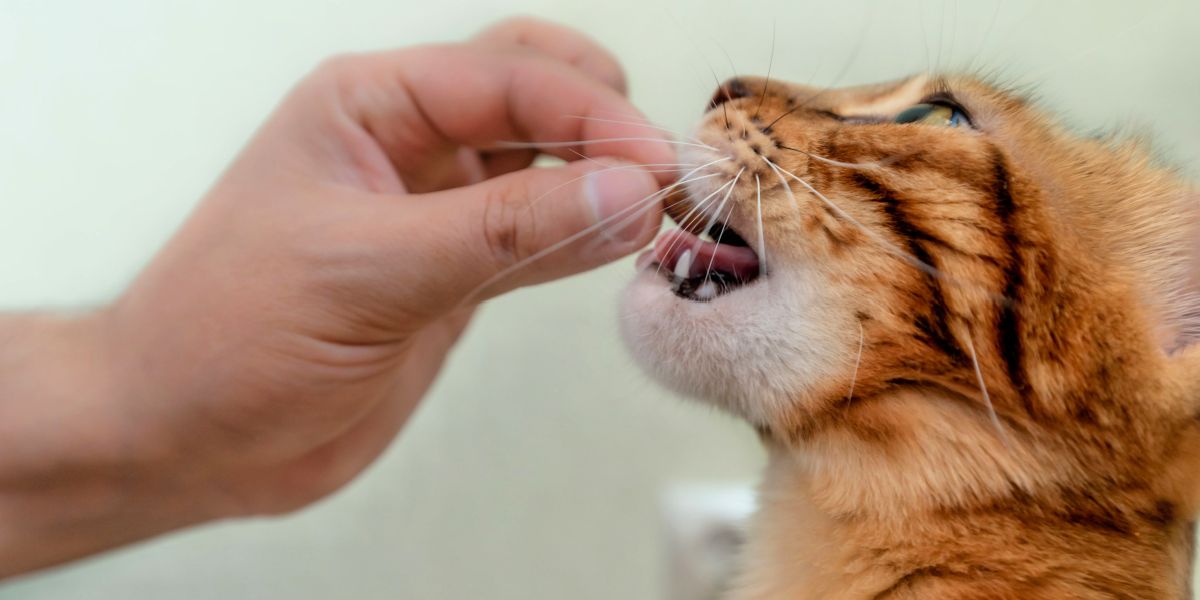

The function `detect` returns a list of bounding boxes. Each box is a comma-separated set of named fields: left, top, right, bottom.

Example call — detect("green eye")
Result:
left=893, top=103, right=968, bottom=127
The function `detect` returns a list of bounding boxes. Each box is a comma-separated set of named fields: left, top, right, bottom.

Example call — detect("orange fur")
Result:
left=629, top=74, right=1200, bottom=598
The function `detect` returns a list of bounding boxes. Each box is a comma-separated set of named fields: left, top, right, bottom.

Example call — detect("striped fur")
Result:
left=621, top=74, right=1200, bottom=598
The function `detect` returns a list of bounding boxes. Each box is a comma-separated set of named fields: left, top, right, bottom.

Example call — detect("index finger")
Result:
left=471, top=16, right=628, bottom=95
left=330, top=43, right=679, bottom=183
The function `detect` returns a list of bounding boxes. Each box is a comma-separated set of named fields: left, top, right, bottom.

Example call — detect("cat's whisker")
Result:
left=762, top=156, right=947, bottom=282
left=460, top=171, right=720, bottom=307
left=658, top=176, right=741, bottom=270
left=525, top=160, right=701, bottom=212
left=648, top=158, right=738, bottom=263
left=698, top=169, right=746, bottom=278
left=654, top=176, right=740, bottom=280
left=916, top=0, right=932, bottom=73
left=565, top=147, right=699, bottom=171
left=751, top=23, right=777, bottom=122
left=846, top=322, right=864, bottom=404
left=563, top=115, right=703, bottom=144
left=965, top=332, right=1012, bottom=448
left=654, top=177, right=733, bottom=261
left=962, top=0, right=1004, bottom=75
left=582, top=168, right=725, bottom=258
left=658, top=198, right=721, bottom=281
left=686, top=156, right=734, bottom=173
left=495, top=138, right=719, bottom=152
left=755, top=174, right=768, bottom=277
left=763, top=6, right=876, bottom=131
left=932, top=0, right=948, bottom=73
left=777, top=145, right=907, bottom=171
left=801, top=4, right=877, bottom=112
left=664, top=11, right=732, bottom=129
left=764, top=102, right=804, bottom=132
left=609, top=172, right=722, bottom=238
left=1025, top=3, right=1168, bottom=83
left=764, top=156, right=1013, bottom=305
left=711, top=35, right=740, bottom=88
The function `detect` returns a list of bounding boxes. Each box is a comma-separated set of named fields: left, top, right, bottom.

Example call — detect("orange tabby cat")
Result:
left=620, top=74, right=1200, bottom=598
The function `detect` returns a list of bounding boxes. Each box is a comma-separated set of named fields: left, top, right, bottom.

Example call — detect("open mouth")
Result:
left=650, top=216, right=762, bottom=302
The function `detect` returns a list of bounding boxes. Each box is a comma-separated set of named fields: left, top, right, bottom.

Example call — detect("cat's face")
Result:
left=620, top=73, right=1195, bottom=437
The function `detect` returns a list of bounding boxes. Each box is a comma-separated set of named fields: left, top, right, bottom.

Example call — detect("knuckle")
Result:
left=485, top=15, right=545, bottom=40
left=312, top=52, right=365, bottom=81
left=480, top=183, right=539, bottom=269
left=303, top=52, right=371, bottom=98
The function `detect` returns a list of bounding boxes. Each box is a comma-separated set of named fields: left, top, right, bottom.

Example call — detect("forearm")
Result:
left=0, top=312, right=209, bottom=578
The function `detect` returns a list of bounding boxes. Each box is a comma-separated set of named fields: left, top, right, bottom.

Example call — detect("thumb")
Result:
left=398, top=158, right=663, bottom=311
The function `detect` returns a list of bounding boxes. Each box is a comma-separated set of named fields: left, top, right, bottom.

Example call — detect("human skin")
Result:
left=0, top=17, right=674, bottom=578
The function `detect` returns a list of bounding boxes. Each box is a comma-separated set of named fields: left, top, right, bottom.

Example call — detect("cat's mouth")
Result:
left=645, top=215, right=762, bottom=302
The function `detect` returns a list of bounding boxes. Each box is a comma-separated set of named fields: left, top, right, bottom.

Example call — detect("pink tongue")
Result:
left=653, top=229, right=760, bottom=280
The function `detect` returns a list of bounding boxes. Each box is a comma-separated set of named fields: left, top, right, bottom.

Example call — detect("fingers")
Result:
left=479, top=148, right=540, bottom=179
left=295, top=43, right=676, bottom=190
left=392, top=45, right=668, bottom=165
left=470, top=16, right=628, bottom=95
left=378, top=160, right=663, bottom=314
left=435, top=18, right=631, bottom=189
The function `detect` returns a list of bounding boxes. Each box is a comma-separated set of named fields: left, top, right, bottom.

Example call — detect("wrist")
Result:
left=0, top=311, right=217, bottom=578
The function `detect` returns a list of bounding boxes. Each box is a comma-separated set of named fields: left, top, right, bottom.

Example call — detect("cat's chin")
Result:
left=618, top=265, right=850, bottom=426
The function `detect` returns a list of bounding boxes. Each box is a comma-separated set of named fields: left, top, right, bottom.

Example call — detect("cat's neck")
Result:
left=730, top=393, right=1031, bottom=600
left=728, top=384, right=1196, bottom=600
left=728, top=443, right=889, bottom=600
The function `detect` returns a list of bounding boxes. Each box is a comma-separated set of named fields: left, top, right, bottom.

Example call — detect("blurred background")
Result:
left=1, top=0, right=1197, bottom=598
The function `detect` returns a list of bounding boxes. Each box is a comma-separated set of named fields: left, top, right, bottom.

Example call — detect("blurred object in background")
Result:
left=661, top=484, right=755, bottom=600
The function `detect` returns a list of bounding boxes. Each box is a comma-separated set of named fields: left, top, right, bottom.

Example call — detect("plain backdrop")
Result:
left=2, top=1, right=1198, bottom=598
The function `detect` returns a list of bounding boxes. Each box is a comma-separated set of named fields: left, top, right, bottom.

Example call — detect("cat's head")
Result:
left=620, top=74, right=1200, bottom=442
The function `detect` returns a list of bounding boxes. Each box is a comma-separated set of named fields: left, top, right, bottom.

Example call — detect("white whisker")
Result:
left=799, top=150, right=902, bottom=171
left=659, top=173, right=737, bottom=269
left=645, top=158, right=737, bottom=259
left=762, top=156, right=945, bottom=281
left=846, top=322, right=864, bottom=403
left=700, top=199, right=738, bottom=280
left=564, top=115, right=702, bottom=143
left=755, top=174, right=767, bottom=276
left=699, top=169, right=746, bottom=276
left=643, top=158, right=734, bottom=256
left=603, top=171, right=720, bottom=239
left=566, top=147, right=698, bottom=170
left=751, top=22, right=777, bottom=120
left=654, top=176, right=740, bottom=279
left=965, top=332, right=1011, bottom=448
left=564, top=148, right=700, bottom=174
left=495, top=138, right=718, bottom=152
left=646, top=158, right=736, bottom=272
left=526, top=161, right=699, bottom=211
left=461, top=171, right=719, bottom=306
left=665, top=11, right=733, bottom=129
left=763, top=155, right=1010, bottom=304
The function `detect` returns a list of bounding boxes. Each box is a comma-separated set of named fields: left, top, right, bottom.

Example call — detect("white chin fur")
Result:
left=619, top=266, right=848, bottom=427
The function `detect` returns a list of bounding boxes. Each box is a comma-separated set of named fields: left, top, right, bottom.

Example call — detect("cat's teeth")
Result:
left=695, top=280, right=718, bottom=301
left=674, top=249, right=693, bottom=281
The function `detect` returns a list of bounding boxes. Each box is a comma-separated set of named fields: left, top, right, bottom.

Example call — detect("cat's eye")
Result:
left=893, top=103, right=968, bottom=127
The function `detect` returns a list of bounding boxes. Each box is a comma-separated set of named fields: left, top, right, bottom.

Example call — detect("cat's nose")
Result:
left=709, top=78, right=752, bottom=110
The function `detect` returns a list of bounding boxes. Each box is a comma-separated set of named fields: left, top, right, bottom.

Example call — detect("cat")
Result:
left=619, top=73, right=1200, bottom=598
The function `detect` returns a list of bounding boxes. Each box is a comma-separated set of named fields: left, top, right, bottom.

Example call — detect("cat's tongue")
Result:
left=653, top=229, right=760, bottom=282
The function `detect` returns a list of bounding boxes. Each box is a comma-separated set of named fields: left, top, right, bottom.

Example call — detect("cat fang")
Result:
left=649, top=219, right=762, bottom=302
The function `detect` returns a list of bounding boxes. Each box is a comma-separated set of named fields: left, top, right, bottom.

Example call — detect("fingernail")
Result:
left=584, top=164, right=660, bottom=245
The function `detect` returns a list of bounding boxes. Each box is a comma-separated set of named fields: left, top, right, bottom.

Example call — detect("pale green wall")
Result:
left=1, top=1, right=1197, bottom=599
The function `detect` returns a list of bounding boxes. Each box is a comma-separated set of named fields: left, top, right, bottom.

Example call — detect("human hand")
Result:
left=0, top=17, right=673, bottom=575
